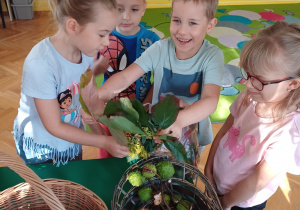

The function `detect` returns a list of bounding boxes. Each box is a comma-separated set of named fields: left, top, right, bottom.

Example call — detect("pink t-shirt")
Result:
left=213, top=90, right=300, bottom=208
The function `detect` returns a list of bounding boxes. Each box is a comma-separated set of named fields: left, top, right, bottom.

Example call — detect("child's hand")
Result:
left=79, top=108, right=98, bottom=124
left=103, top=136, right=129, bottom=158
left=80, top=75, right=105, bottom=120
left=93, top=54, right=109, bottom=77
left=158, top=121, right=183, bottom=138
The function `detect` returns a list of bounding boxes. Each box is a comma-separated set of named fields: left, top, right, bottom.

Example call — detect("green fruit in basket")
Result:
left=138, top=187, right=153, bottom=202
left=142, top=163, right=157, bottom=178
left=128, top=171, right=146, bottom=186
left=163, top=193, right=171, bottom=205
left=176, top=200, right=191, bottom=210
left=171, top=194, right=182, bottom=203
left=156, top=161, right=175, bottom=179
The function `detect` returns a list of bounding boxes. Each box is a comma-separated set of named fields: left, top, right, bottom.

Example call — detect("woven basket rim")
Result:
left=0, top=151, right=108, bottom=210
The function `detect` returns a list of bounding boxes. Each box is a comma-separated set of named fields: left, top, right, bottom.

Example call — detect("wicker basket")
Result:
left=112, top=156, right=222, bottom=210
left=0, top=151, right=108, bottom=210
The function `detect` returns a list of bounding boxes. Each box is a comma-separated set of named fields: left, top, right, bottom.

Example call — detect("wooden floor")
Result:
left=0, top=12, right=299, bottom=209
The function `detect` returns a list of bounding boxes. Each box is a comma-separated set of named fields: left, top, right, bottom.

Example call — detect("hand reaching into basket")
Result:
left=103, top=136, right=129, bottom=158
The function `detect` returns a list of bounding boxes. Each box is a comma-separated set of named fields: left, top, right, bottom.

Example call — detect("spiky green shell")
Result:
left=128, top=171, right=146, bottom=187
left=176, top=200, right=190, bottom=210
left=142, top=163, right=157, bottom=178
left=138, top=187, right=153, bottom=202
left=156, top=161, right=175, bottom=179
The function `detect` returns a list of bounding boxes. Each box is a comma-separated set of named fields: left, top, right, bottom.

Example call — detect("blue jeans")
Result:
left=231, top=201, right=267, bottom=210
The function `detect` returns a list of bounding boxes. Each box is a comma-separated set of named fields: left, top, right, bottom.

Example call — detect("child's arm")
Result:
left=204, top=114, right=234, bottom=189
left=98, top=63, right=145, bottom=100
left=81, top=63, right=146, bottom=118
left=220, top=160, right=283, bottom=209
left=34, top=98, right=129, bottom=158
left=159, top=83, right=221, bottom=138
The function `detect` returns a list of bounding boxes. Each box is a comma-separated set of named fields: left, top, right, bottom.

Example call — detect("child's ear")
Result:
left=66, top=18, right=79, bottom=35
left=207, top=18, right=217, bottom=34
left=289, top=78, right=300, bottom=90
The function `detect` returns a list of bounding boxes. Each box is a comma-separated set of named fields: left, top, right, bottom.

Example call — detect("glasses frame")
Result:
left=240, top=69, right=294, bottom=91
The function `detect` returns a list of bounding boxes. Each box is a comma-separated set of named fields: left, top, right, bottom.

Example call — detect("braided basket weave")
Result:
left=0, top=151, right=108, bottom=210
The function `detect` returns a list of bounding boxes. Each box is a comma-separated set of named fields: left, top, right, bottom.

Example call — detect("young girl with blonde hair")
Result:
left=205, top=21, right=300, bottom=210
left=13, top=0, right=129, bottom=166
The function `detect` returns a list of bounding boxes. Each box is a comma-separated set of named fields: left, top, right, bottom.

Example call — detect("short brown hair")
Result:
left=172, top=0, right=219, bottom=20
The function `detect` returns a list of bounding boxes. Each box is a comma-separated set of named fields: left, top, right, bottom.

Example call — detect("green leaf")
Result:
left=143, top=139, right=156, bottom=153
left=107, top=127, right=128, bottom=146
left=79, top=95, right=90, bottom=115
left=162, top=139, right=188, bottom=163
left=131, top=99, right=149, bottom=125
left=79, top=69, right=93, bottom=115
left=120, top=98, right=139, bottom=121
left=103, top=100, right=124, bottom=115
left=151, top=95, right=180, bottom=129
left=141, top=136, right=146, bottom=144
left=157, top=134, right=168, bottom=140
left=80, top=68, right=93, bottom=89
left=99, top=116, right=145, bottom=135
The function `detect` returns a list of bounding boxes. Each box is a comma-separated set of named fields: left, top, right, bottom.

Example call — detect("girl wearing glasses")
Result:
left=205, top=21, right=300, bottom=210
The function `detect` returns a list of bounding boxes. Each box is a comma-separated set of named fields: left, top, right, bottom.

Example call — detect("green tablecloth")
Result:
left=0, top=158, right=129, bottom=209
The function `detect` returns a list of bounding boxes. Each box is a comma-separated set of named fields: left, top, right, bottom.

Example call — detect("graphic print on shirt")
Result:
left=57, top=82, right=80, bottom=125
left=159, top=67, right=203, bottom=101
left=223, top=126, right=256, bottom=162
left=137, top=37, right=153, bottom=101
left=100, top=35, right=136, bottom=100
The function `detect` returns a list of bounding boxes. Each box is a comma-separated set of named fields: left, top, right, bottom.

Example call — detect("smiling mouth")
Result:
left=177, top=37, right=191, bottom=43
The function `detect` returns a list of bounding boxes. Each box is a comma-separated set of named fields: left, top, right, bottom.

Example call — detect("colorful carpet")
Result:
left=139, top=3, right=300, bottom=123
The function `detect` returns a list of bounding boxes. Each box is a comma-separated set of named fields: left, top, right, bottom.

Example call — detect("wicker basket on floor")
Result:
left=0, top=151, right=108, bottom=210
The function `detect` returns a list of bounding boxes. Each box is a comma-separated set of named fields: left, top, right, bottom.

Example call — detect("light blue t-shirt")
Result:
left=13, top=37, right=93, bottom=165
left=135, top=38, right=224, bottom=145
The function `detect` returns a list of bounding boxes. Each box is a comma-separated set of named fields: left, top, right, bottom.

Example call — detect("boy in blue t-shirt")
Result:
left=96, top=0, right=160, bottom=158
left=83, top=0, right=224, bottom=158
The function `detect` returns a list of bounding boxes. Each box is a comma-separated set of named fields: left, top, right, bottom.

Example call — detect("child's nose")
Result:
left=178, top=24, right=187, bottom=34
left=122, top=11, right=131, bottom=20
left=102, top=35, right=110, bottom=47
left=245, top=79, right=253, bottom=89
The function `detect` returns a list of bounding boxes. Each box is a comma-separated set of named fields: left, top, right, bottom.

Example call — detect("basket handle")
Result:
left=0, top=151, right=65, bottom=210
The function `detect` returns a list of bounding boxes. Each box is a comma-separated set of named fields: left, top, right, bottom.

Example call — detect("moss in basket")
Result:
left=163, top=193, right=171, bottom=205
left=128, top=171, right=146, bottom=187
left=171, top=194, right=182, bottom=203
left=156, top=161, right=175, bottom=179
left=176, top=200, right=191, bottom=210
left=142, top=163, right=157, bottom=178
left=138, top=187, right=153, bottom=202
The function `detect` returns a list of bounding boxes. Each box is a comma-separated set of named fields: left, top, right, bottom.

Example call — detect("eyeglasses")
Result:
left=240, top=69, right=294, bottom=91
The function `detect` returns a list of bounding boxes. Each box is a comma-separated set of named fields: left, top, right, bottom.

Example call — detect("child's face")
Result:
left=245, top=70, right=292, bottom=103
left=73, top=4, right=118, bottom=57
left=115, top=0, right=147, bottom=36
left=61, top=96, right=72, bottom=109
left=170, top=0, right=216, bottom=60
